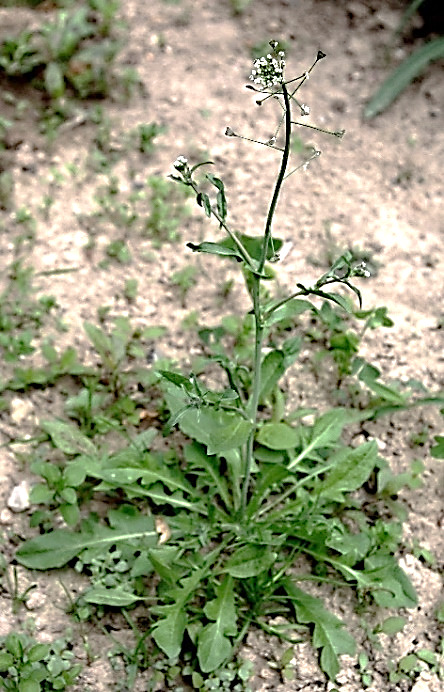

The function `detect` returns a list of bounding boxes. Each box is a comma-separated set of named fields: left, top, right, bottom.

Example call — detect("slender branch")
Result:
left=259, top=82, right=292, bottom=273
left=188, top=180, right=257, bottom=271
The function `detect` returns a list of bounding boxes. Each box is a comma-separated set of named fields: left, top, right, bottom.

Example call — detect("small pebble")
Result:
left=7, top=480, right=31, bottom=512
left=25, top=590, right=46, bottom=611
left=10, top=397, right=34, bottom=425
left=0, top=508, right=13, bottom=525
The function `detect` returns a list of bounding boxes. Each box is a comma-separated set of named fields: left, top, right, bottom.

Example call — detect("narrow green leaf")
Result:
left=158, top=370, right=193, bottom=391
left=40, top=419, right=97, bottom=457
left=16, top=509, right=157, bottom=569
left=364, top=39, right=444, bottom=119
left=196, top=192, right=212, bottom=217
left=259, top=350, right=285, bottom=402
left=358, top=364, right=406, bottom=404
left=198, top=576, right=237, bottom=672
left=187, top=241, right=242, bottom=261
left=216, top=189, right=227, bottom=221
left=44, top=61, right=65, bottom=98
left=84, top=321, right=113, bottom=362
left=205, top=173, right=224, bottom=192
left=83, top=585, right=142, bottom=607
left=283, top=580, right=355, bottom=680
left=224, top=545, right=277, bottom=578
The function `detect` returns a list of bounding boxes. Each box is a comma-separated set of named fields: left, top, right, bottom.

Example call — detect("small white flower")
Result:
left=355, top=261, right=371, bottom=278
left=300, top=103, right=310, bottom=116
left=173, top=155, right=188, bottom=171
left=304, top=71, right=310, bottom=81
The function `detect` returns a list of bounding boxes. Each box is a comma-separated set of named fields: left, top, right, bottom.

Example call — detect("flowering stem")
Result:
left=259, top=82, right=291, bottom=273
left=240, top=81, right=292, bottom=516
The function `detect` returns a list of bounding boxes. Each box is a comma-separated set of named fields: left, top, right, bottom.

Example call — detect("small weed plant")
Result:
left=0, top=0, right=132, bottom=127
left=0, top=631, right=81, bottom=691
left=14, top=44, right=439, bottom=686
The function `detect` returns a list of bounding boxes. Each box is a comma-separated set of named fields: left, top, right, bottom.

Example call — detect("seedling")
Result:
left=0, top=0, right=131, bottom=127
left=0, top=631, right=82, bottom=691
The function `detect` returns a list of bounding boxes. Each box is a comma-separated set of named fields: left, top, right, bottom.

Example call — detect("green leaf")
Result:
left=283, top=580, right=355, bottom=680
left=431, top=435, right=444, bottom=459
left=147, top=547, right=182, bottom=584
left=288, top=409, right=348, bottom=470
left=246, top=463, right=289, bottom=518
left=198, top=622, right=232, bottom=673
left=83, top=585, right=142, bottom=607
left=30, top=484, right=54, bottom=504
left=256, top=422, right=300, bottom=450
left=320, top=441, right=378, bottom=502
left=158, top=370, right=193, bottom=392
left=196, top=192, right=212, bottom=217
left=16, top=508, right=157, bottom=569
left=363, top=554, right=417, bottom=608
left=207, top=416, right=251, bottom=455
left=184, top=442, right=231, bottom=510
left=357, top=362, right=406, bottom=404
left=40, top=420, right=97, bottom=457
left=224, top=545, right=277, bottom=578
left=18, top=681, right=41, bottom=692
left=151, top=602, right=187, bottom=659
left=265, top=299, right=313, bottom=328
left=0, top=652, right=14, bottom=671
left=198, top=576, right=237, bottom=672
left=376, top=615, right=406, bottom=635
left=364, top=38, right=444, bottom=119
left=59, top=502, right=80, bottom=526
left=27, top=643, right=50, bottom=663
left=164, top=383, right=251, bottom=454
left=84, top=321, right=114, bottom=363
left=44, top=61, right=65, bottom=98
left=218, top=233, right=283, bottom=262
left=217, top=189, right=227, bottom=221
left=186, top=241, right=243, bottom=262
left=259, top=350, right=285, bottom=402
left=59, top=487, right=77, bottom=504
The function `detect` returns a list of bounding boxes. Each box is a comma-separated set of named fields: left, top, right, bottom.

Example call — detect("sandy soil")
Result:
left=0, top=0, right=443, bottom=690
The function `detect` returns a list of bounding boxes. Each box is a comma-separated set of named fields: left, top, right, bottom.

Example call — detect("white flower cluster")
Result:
left=249, top=50, right=286, bottom=88
left=173, top=155, right=188, bottom=171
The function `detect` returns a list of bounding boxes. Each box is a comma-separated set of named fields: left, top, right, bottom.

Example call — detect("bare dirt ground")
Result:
left=0, top=0, right=443, bottom=690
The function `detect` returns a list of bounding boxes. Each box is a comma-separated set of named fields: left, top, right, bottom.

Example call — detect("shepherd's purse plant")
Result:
left=16, top=43, right=421, bottom=684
